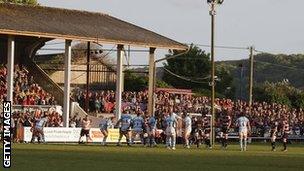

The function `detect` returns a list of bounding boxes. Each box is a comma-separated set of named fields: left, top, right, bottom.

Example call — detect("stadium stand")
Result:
left=0, top=64, right=56, bottom=105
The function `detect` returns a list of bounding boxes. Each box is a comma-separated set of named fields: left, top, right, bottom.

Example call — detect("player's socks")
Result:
left=221, top=138, right=225, bottom=147
left=145, top=137, right=150, bottom=146
left=224, top=138, right=228, bottom=148
left=244, top=138, right=247, bottom=150
left=205, top=139, right=211, bottom=148
left=271, top=142, right=276, bottom=150
left=185, top=139, right=189, bottom=147
left=240, top=138, right=243, bottom=150
left=166, top=136, right=171, bottom=148
left=283, top=142, right=287, bottom=150
left=117, top=138, right=122, bottom=146
left=151, top=137, right=156, bottom=146
left=102, top=136, right=107, bottom=145
left=127, top=139, right=131, bottom=146
left=172, top=136, right=176, bottom=148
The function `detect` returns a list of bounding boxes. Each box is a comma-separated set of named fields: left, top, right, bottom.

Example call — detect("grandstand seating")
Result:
left=0, top=64, right=57, bottom=106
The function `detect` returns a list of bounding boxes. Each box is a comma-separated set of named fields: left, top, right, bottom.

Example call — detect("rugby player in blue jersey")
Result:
left=116, top=110, right=132, bottom=146
left=31, top=113, right=48, bottom=143
left=146, top=114, right=157, bottom=147
left=131, top=111, right=145, bottom=145
left=164, top=107, right=181, bottom=150
left=99, top=116, right=114, bottom=146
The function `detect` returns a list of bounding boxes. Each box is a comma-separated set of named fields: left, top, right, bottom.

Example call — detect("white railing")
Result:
left=12, top=105, right=62, bottom=115
left=71, top=102, right=88, bottom=118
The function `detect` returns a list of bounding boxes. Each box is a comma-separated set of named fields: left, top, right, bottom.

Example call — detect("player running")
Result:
left=145, top=115, right=157, bottom=147
left=219, top=110, right=231, bottom=149
left=236, top=113, right=251, bottom=151
left=99, top=116, right=114, bottom=146
left=131, top=112, right=145, bottom=145
left=116, top=111, right=132, bottom=146
left=182, top=112, right=192, bottom=149
left=78, top=115, right=92, bottom=144
left=164, top=108, right=181, bottom=150
left=281, top=117, right=290, bottom=152
left=270, top=118, right=279, bottom=151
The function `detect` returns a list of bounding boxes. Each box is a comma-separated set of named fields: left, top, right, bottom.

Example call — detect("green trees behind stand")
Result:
left=0, top=0, right=38, bottom=5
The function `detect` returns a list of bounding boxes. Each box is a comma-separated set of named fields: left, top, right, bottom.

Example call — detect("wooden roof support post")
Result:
left=63, top=39, right=72, bottom=127
left=148, top=47, right=156, bottom=116
left=85, top=41, right=91, bottom=112
left=6, top=36, right=15, bottom=102
left=115, top=44, right=124, bottom=119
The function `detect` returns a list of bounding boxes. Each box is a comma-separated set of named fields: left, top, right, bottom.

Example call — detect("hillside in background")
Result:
left=217, top=53, right=304, bottom=96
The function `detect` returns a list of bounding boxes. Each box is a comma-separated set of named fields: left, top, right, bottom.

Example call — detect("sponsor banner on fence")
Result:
left=23, top=127, right=125, bottom=143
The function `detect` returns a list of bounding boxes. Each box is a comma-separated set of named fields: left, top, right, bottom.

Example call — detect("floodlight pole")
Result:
left=248, top=46, right=254, bottom=107
left=208, top=0, right=223, bottom=147
left=85, top=42, right=91, bottom=112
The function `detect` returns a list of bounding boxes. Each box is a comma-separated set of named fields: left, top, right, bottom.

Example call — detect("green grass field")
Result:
left=3, top=143, right=304, bottom=171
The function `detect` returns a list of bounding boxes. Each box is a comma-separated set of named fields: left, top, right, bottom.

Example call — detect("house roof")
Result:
left=0, top=3, right=187, bottom=50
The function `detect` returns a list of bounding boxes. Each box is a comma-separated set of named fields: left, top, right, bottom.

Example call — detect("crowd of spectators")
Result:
left=73, top=89, right=148, bottom=113
left=0, top=64, right=57, bottom=106
left=0, top=64, right=60, bottom=142
left=74, top=89, right=304, bottom=137
left=1, top=63, right=303, bottom=139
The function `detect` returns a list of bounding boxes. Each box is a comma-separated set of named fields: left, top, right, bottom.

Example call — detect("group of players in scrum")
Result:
left=30, top=107, right=291, bottom=152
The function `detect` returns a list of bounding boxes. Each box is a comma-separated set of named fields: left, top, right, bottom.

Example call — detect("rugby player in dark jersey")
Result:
left=203, top=114, right=212, bottom=149
left=219, top=110, right=231, bottom=149
left=270, top=118, right=279, bottom=151
left=281, top=117, right=290, bottom=152
left=194, top=116, right=204, bottom=148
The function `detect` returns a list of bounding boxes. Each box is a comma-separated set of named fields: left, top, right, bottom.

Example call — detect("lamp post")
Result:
left=207, top=0, right=224, bottom=147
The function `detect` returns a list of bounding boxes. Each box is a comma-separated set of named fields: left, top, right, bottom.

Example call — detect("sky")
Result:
left=38, top=0, right=304, bottom=66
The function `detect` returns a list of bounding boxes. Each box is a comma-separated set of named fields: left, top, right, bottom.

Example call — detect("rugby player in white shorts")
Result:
left=164, top=108, right=181, bottom=150
left=182, top=112, right=192, bottom=149
left=236, top=113, right=251, bottom=151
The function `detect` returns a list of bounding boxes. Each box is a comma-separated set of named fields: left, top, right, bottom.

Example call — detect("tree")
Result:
left=162, top=44, right=234, bottom=97
left=216, top=67, right=235, bottom=98
left=163, top=45, right=211, bottom=89
left=0, top=0, right=38, bottom=5
left=124, top=70, right=148, bottom=91
left=253, top=80, right=304, bottom=108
